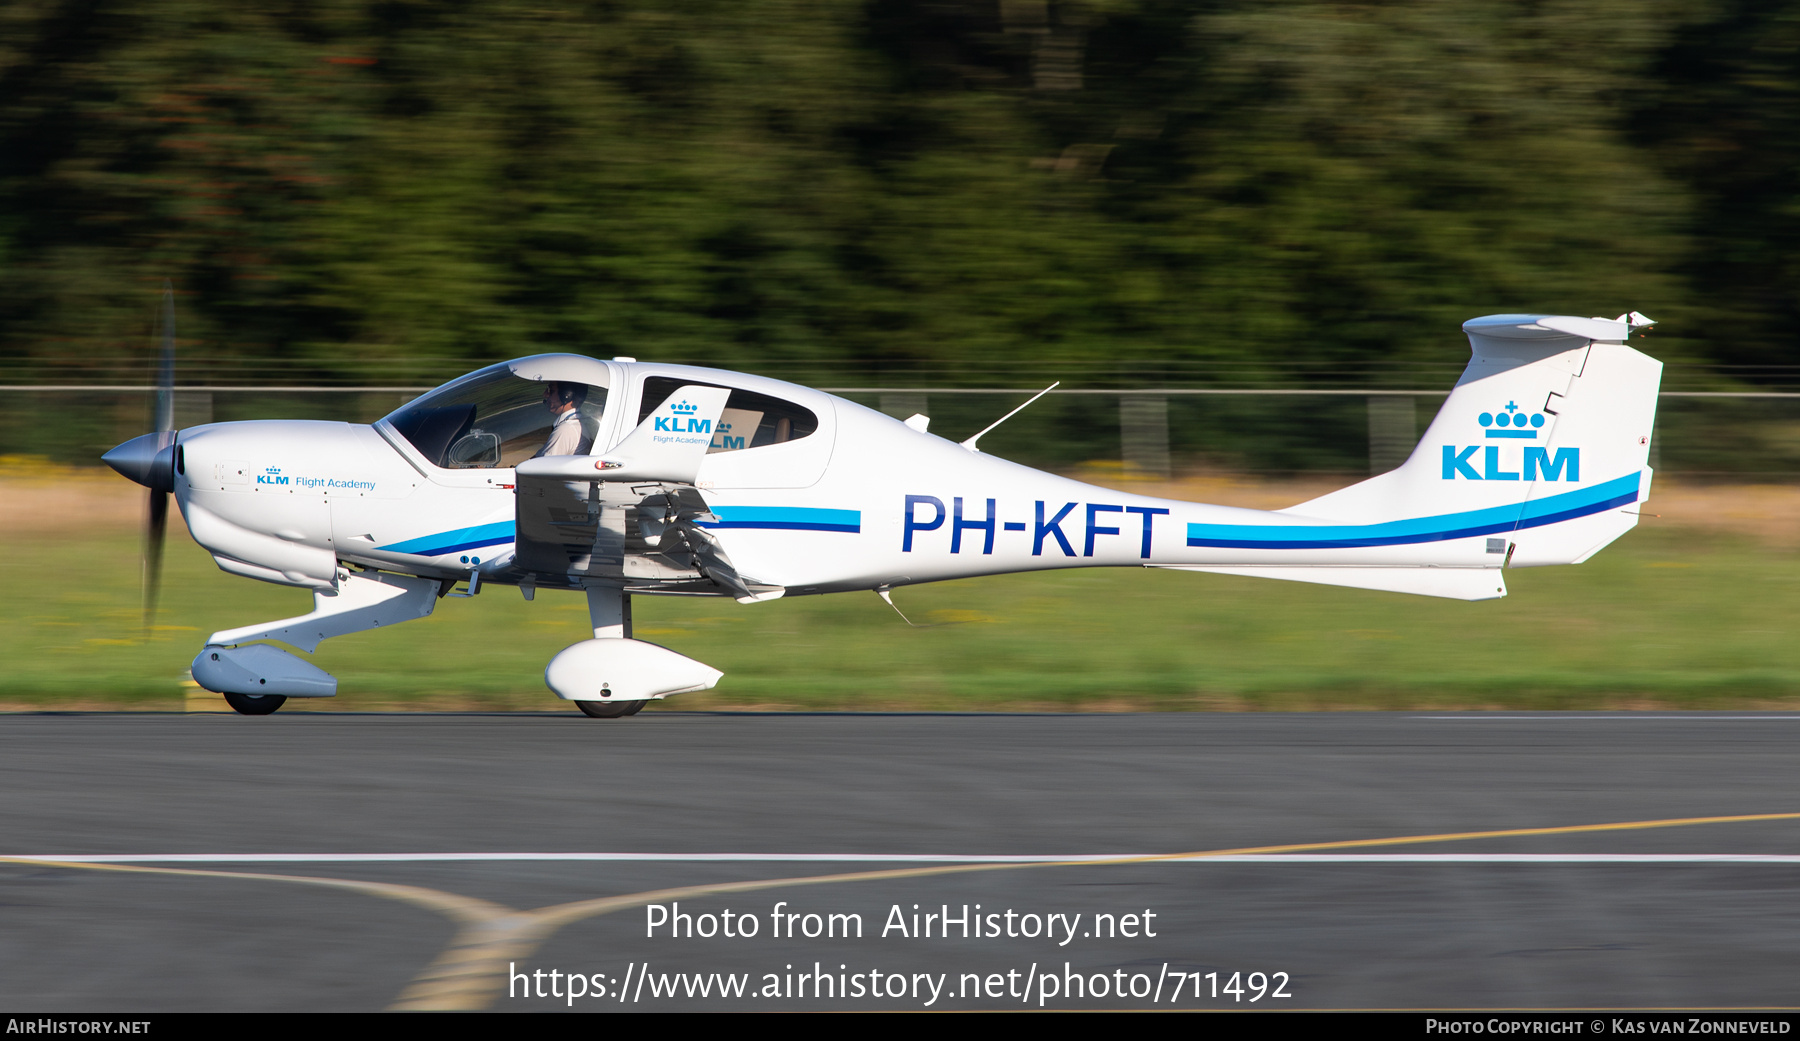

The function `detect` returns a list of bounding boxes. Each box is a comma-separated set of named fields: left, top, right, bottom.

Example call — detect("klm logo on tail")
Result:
left=1442, top=403, right=1578, bottom=482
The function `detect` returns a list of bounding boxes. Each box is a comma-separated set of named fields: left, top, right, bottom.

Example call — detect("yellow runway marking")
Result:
left=0, top=857, right=508, bottom=925
left=5, top=810, right=1798, bottom=1011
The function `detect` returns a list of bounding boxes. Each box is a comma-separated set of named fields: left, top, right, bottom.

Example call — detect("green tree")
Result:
left=1632, top=0, right=1800, bottom=370
left=0, top=0, right=1738, bottom=388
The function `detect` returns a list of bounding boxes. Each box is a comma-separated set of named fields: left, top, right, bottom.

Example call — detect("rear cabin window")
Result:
left=637, top=376, right=817, bottom=454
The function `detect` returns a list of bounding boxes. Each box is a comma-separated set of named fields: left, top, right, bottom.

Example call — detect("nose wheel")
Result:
left=223, top=692, right=287, bottom=715
left=576, top=700, right=644, bottom=719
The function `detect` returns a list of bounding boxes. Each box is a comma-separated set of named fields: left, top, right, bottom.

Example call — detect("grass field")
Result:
left=5, top=468, right=1797, bottom=713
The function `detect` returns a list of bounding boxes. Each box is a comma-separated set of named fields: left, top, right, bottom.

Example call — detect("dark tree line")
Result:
left=0, top=0, right=1794, bottom=385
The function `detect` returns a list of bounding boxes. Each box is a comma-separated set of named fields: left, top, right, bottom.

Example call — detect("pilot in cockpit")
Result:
left=535, top=381, right=593, bottom=457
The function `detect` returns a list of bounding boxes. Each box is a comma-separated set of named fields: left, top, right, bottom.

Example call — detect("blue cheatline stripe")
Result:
left=376, top=505, right=861, bottom=557
left=1185, top=473, right=1641, bottom=550
left=379, top=521, right=517, bottom=557
left=696, top=507, right=861, bottom=533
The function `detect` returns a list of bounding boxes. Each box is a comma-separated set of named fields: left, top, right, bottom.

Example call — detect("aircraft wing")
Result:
left=499, top=384, right=783, bottom=601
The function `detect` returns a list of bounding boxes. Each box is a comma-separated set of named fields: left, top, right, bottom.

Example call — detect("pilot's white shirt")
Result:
left=536, top=407, right=586, bottom=457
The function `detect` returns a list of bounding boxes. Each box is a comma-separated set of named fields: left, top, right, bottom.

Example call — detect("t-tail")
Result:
left=1169, top=313, right=1661, bottom=601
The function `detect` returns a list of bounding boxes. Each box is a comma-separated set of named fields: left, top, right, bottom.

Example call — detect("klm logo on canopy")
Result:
left=1442, top=402, right=1578, bottom=481
left=710, top=420, right=745, bottom=451
left=654, top=401, right=712, bottom=434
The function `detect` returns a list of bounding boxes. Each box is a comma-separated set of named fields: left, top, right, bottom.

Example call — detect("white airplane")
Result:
left=105, top=302, right=1660, bottom=716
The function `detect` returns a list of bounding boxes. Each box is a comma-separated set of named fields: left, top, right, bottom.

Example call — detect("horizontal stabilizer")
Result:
left=1462, top=312, right=1654, bottom=348
left=1155, top=564, right=1508, bottom=601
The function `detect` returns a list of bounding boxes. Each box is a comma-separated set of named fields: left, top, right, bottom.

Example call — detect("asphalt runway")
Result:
left=2, top=711, right=1799, bottom=1012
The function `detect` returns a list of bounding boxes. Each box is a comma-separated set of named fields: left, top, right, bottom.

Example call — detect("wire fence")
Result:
left=4, top=385, right=1798, bottom=480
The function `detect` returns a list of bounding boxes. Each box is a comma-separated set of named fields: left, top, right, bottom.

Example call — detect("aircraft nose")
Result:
left=103, top=431, right=177, bottom=492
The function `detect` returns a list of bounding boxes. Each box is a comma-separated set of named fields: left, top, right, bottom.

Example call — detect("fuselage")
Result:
left=166, top=355, right=1527, bottom=599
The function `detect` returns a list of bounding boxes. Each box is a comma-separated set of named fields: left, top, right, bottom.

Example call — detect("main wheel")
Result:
left=223, top=691, right=287, bottom=716
left=576, top=699, right=644, bottom=718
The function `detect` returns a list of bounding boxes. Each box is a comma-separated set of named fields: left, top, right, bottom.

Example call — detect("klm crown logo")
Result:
left=710, top=420, right=745, bottom=450
left=1479, top=401, right=1546, bottom=439
left=652, top=398, right=713, bottom=435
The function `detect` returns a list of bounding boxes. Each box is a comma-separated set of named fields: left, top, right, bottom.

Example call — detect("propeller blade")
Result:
left=144, top=488, right=168, bottom=634
left=142, top=281, right=175, bottom=634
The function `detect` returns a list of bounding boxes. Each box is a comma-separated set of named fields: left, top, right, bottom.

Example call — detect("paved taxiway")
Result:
left=2, top=711, right=1799, bottom=1011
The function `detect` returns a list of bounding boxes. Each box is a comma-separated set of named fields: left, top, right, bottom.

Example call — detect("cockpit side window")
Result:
left=637, top=376, right=817, bottom=455
left=386, top=370, right=608, bottom=468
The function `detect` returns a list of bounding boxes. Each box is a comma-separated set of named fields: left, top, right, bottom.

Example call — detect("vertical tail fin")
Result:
left=1288, top=313, right=1661, bottom=567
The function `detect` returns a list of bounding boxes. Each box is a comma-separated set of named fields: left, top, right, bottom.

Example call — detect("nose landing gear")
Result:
left=576, top=699, right=645, bottom=718
left=222, top=692, right=288, bottom=716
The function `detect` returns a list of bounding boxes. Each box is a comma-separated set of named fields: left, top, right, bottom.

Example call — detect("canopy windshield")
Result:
left=384, top=368, right=608, bottom=469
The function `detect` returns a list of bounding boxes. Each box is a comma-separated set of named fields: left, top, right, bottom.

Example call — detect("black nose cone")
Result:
left=103, top=431, right=177, bottom=492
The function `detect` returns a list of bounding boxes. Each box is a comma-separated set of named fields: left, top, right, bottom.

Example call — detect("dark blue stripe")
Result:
left=701, top=520, right=862, bottom=533
left=1513, top=489, right=1640, bottom=531
left=380, top=506, right=862, bottom=558
left=1186, top=474, right=1640, bottom=550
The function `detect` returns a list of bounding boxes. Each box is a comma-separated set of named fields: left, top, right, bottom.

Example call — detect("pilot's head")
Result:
left=542, top=381, right=587, bottom=414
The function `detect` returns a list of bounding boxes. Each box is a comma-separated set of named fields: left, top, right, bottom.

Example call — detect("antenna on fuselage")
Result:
left=959, top=381, right=1060, bottom=453
left=874, top=585, right=959, bottom=628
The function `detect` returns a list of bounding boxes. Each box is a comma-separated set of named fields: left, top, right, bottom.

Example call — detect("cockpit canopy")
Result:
left=383, top=358, right=609, bottom=469
left=381, top=355, right=826, bottom=473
